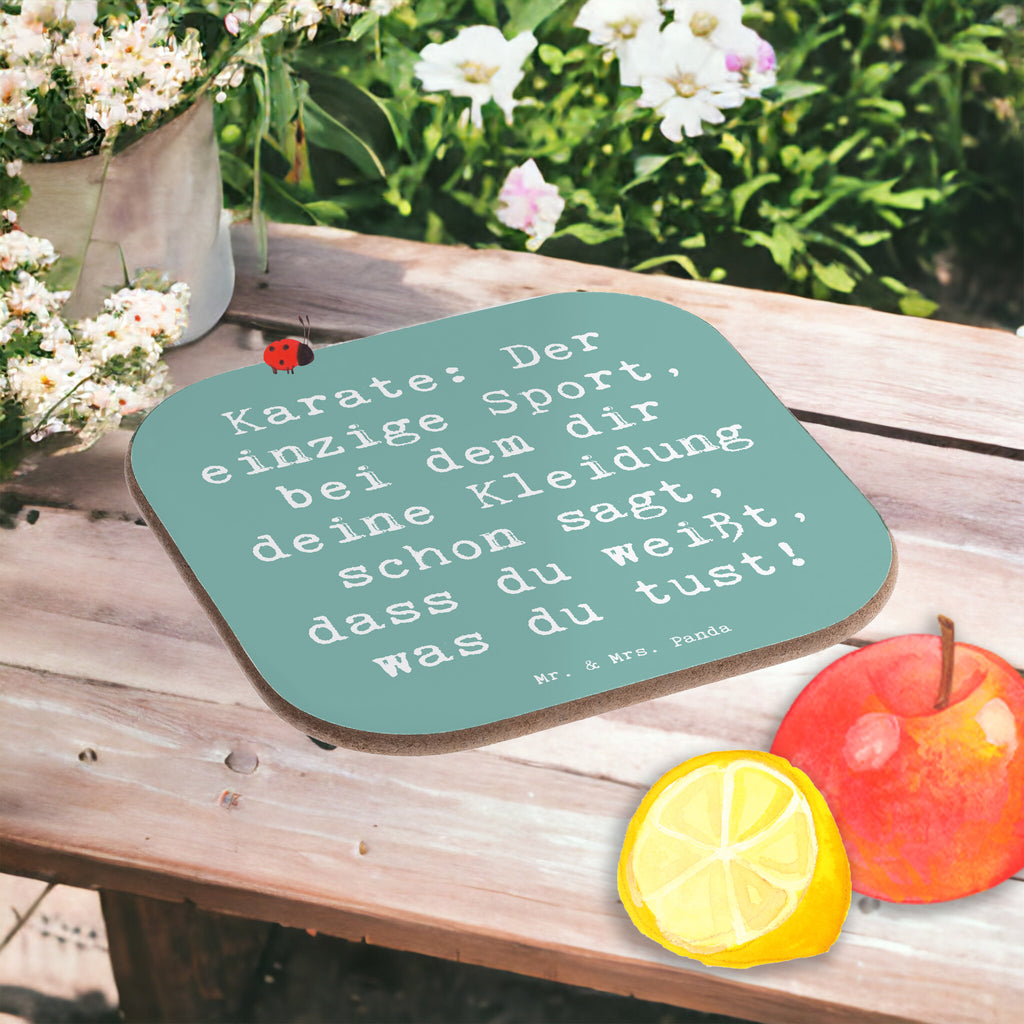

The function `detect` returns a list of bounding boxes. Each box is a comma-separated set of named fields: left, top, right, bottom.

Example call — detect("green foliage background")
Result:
left=214, top=0, right=1022, bottom=323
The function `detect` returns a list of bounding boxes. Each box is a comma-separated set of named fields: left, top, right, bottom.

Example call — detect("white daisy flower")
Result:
left=632, top=24, right=744, bottom=140
left=574, top=0, right=662, bottom=48
left=664, top=0, right=745, bottom=46
left=414, top=25, right=537, bottom=128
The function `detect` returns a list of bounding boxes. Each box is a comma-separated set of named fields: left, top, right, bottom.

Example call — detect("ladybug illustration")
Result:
left=264, top=316, right=315, bottom=374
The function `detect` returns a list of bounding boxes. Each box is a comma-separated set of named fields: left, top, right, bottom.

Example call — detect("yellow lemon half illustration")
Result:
left=618, top=750, right=851, bottom=968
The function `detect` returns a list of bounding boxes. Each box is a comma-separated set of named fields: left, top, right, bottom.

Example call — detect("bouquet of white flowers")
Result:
left=0, top=1, right=381, bottom=478
left=0, top=219, right=189, bottom=478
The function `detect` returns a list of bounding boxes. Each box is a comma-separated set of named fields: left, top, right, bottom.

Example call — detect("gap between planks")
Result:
left=226, top=223, right=1023, bottom=450
left=0, top=667, right=1020, bottom=1024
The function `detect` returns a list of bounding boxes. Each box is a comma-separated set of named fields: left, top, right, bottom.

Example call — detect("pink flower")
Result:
left=496, top=159, right=564, bottom=250
left=720, top=26, right=776, bottom=97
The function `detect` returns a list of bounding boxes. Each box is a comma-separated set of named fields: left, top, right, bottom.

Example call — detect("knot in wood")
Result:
left=225, top=747, right=259, bottom=774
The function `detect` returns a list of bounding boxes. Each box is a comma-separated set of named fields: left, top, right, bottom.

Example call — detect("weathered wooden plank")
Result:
left=1, top=505, right=1020, bottom=878
left=227, top=224, right=1023, bottom=450
left=1, top=224, right=1020, bottom=1024
left=6, top=395, right=1022, bottom=561
left=1, top=845, right=922, bottom=1024
left=3, top=421, right=1020, bottom=679
left=0, top=666, right=1019, bottom=1024
left=100, top=890, right=272, bottom=1023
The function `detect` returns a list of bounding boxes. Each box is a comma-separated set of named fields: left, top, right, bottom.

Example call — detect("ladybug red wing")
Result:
left=263, top=338, right=301, bottom=374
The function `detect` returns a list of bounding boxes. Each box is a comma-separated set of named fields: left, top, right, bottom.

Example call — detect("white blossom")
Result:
left=0, top=68, right=40, bottom=136
left=20, top=1, right=98, bottom=32
left=0, top=12, right=53, bottom=62
left=616, top=21, right=665, bottom=88
left=233, top=1, right=324, bottom=40
left=0, top=231, right=58, bottom=274
left=631, top=23, right=744, bottom=140
left=5, top=348, right=94, bottom=425
left=55, top=7, right=203, bottom=130
left=415, top=26, right=537, bottom=128
left=574, top=0, right=662, bottom=49
left=664, top=0, right=746, bottom=47
left=1, top=226, right=188, bottom=470
left=496, top=159, right=565, bottom=251
left=721, top=25, right=777, bottom=97
left=106, top=282, right=191, bottom=343
left=4, top=270, right=68, bottom=318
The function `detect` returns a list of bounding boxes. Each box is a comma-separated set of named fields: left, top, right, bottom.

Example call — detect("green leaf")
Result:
left=505, top=0, right=571, bottom=37
left=860, top=179, right=942, bottom=210
left=260, top=175, right=316, bottom=225
left=875, top=207, right=906, bottom=229
left=802, top=231, right=873, bottom=274
left=812, top=261, right=857, bottom=292
left=879, top=276, right=911, bottom=295
left=792, top=179, right=866, bottom=230
left=538, top=44, right=565, bottom=73
left=731, top=173, right=780, bottom=222
left=898, top=292, right=940, bottom=317
left=622, top=153, right=676, bottom=193
left=218, top=150, right=254, bottom=196
left=741, top=222, right=803, bottom=273
left=632, top=253, right=702, bottom=279
left=762, top=81, right=827, bottom=105
left=858, top=97, right=906, bottom=118
left=550, top=221, right=623, bottom=245
left=302, top=199, right=351, bottom=225
left=302, top=97, right=386, bottom=178
left=833, top=224, right=892, bottom=246
left=347, top=11, right=380, bottom=42
left=828, top=129, right=868, bottom=165
left=302, top=71, right=400, bottom=155
left=957, top=24, right=1007, bottom=41
left=719, top=132, right=745, bottom=162
left=425, top=209, right=446, bottom=245
left=937, top=40, right=1008, bottom=72
left=856, top=63, right=899, bottom=94
left=266, top=54, right=298, bottom=143
left=472, top=0, right=499, bottom=23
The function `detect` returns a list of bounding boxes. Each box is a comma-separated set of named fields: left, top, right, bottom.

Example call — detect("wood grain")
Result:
left=1, top=225, right=1022, bottom=1024
left=4, top=424, right=1020, bottom=671
left=100, top=890, right=272, bottom=1023
left=228, top=224, right=1023, bottom=450
left=0, top=664, right=1019, bottom=1024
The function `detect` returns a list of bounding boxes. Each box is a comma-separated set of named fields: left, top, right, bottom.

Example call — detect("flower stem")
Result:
left=0, top=374, right=95, bottom=456
left=934, top=614, right=956, bottom=710
left=193, top=2, right=288, bottom=101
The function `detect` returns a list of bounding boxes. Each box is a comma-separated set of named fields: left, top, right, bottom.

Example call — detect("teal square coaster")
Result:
left=127, top=293, right=895, bottom=753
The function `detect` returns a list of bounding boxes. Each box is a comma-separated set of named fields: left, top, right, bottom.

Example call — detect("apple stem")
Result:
left=934, top=615, right=956, bottom=710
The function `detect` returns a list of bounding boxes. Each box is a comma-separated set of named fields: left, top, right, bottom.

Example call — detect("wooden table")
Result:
left=1, top=224, right=1022, bottom=1024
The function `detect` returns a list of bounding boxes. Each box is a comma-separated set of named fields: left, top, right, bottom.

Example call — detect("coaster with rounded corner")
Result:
left=127, top=292, right=896, bottom=753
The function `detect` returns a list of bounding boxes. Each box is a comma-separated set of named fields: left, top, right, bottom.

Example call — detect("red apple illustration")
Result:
left=771, top=617, right=1024, bottom=903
